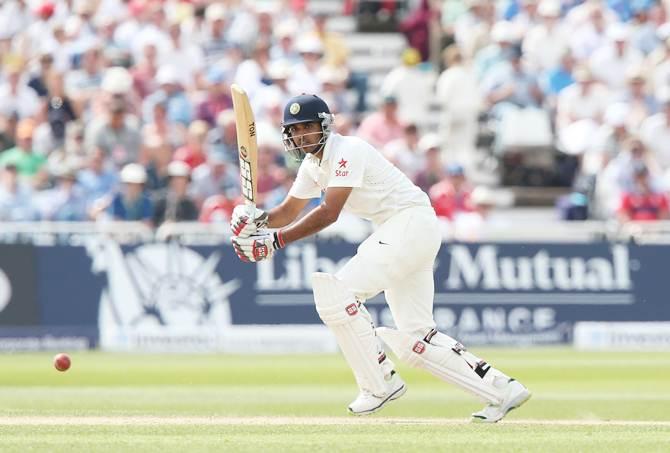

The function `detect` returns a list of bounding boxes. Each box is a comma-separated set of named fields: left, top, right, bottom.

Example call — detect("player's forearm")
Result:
left=279, top=204, right=338, bottom=245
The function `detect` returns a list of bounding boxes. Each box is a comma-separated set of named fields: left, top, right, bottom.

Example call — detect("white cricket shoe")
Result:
left=471, top=379, right=531, bottom=423
left=347, top=371, right=407, bottom=416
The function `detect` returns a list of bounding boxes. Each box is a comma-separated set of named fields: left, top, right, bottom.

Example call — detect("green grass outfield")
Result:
left=0, top=348, right=669, bottom=452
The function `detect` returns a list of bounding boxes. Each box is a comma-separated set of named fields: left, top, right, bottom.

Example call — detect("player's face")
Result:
left=287, top=121, right=323, bottom=154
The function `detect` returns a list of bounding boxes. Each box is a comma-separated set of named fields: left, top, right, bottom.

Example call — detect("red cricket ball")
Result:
left=53, top=353, right=71, bottom=372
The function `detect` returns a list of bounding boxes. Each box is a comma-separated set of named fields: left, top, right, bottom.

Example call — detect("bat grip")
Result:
left=245, top=202, right=256, bottom=222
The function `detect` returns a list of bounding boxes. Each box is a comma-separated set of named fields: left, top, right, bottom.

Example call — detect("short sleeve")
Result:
left=288, top=162, right=321, bottom=199
left=327, top=146, right=367, bottom=188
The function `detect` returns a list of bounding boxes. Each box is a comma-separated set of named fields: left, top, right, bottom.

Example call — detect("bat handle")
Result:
left=246, top=202, right=256, bottom=223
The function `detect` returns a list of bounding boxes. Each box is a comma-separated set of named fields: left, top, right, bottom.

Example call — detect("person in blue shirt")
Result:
left=541, top=50, right=576, bottom=98
left=108, top=163, right=153, bottom=225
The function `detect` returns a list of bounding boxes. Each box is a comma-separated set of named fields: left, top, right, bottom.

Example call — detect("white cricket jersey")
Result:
left=288, top=133, right=431, bottom=226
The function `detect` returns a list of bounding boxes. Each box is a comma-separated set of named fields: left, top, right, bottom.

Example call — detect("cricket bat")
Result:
left=230, top=84, right=258, bottom=220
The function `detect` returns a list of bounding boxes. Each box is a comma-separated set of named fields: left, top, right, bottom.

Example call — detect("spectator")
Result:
left=64, top=45, right=104, bottom=113
left=196, top=67, right=232, bottom=127
left=0, top=163, right=39, bottom=221
left=589, top=23, right=644, bottom=93
left=474, top=20, right=518, bottom=81
left=162, top=18, right=205, bottom=88
left=206, top=109, right=238, bottom=163
left=398, top=0, right=438, bottom=62
left=0, top=113, right=17, bottom=153
left=381, top=47, right=436, bottom=125
left=143, top=65, right=193, bottom=126
left=523, top=0, right=569, bottom=72
left=152, top=160, right=199, bottom=226
left=640, top=90, right=670, bottom=169
left=142, top=96, right=186, bottom=150
left=201, top=3, right=229, bottom=64
left=0, top=119, right=47, bottom=180
left=85, top=94, right=142, bottom=168
left=191, top=150, right=239, bottom=207
left=541, top=49, right=576, bottom=102
left=383, top=123, right=424, bottom=181
left=429, top=163, right=474, bottom=220
left=35, top=168, right=88, bottom=221
left=101, top=163, right=153, bottom=224
left=288, top=36, right=325, bottom=96
left=618, top=163, right=669, bottom=222
left=414, top=134, right=445, bottom=194
left=556, top=65, right=610, bottom=134
left=199, top=194, right=236, bottom=223
left=78, top=148, right=119, bottom=209
left=174, top=120, right=209, bottom=170
left=0, top=63, right=41, bottom=120
left=436, top=45, right=482, bottom=168
left=45, top=71, right=79, bottom=148
left=357, top=95, right=405, bottom=149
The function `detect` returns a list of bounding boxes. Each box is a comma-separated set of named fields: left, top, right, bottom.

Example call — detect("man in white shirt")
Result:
left=229, top=94, right=531, bottom=422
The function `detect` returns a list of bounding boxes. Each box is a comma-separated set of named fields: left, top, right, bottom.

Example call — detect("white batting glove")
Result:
left=232, top=231, right=286, bottom=262
left=230, top=204, right=269, bottom=237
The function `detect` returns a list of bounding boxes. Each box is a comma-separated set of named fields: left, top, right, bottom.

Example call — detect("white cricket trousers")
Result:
left=335, top=206, right=442, bottom=334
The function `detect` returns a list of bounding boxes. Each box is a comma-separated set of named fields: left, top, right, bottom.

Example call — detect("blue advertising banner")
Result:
left=1, top=238, right=664, bottom=350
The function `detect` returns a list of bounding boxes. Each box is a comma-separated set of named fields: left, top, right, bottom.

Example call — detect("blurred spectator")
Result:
left=483, top=44, right=543, bottom=112
left=0, top=119, right=47, bottom=179
left=522, top=0, right=568, bottom=72
left=475, top=20, right=518, bottom=81
left=414, top=134, right=445, bottom=194
left=398, top=0, right=439, bottom=62
left=47, top=121, right=87, bottom=177
left=381, top=47, right=436, bottom=124
left=27, top=53, right=55, bottom=98
left=131, top=43, right=161, bottom=99
left=206, top=109, right=238, bottom=163
left=568, top=2, right=611, bottom=60
left=99, top=163, right=153, bottom=224
left=45, top=71, right=79, bottom=148
left=540, top=49, right=576, bottom=104
left=201, top=4, right=229, bottom=64
left=0, top=163, right=39, bottom=221
left=556, top=65, right=610, bottom=133
left=618, top=163, right=670, bottom=221
left=317, top=66, right=353, bottom=115
left=357, top=95, right=405, bottom=148
left=152, top=160, right=199, bottom=226
left=436, top=45, right=482, bottom=168
left=429, top=163, right=474, bottom=220
left=0, top=113, right=17, bottom=153
left=142, top=97, right=187, bottom=151
left=143, top=65, right=193, bottom=126
left=0, top=63, right=41, bottom=120
left=35, top=168, right=88, bottom=221
left=234, top=41, right=272, bottom=103
left=143, top=136, right=174, bottom=194
left=199, top=194, right=236, bottom=223
left=78, top=148, right=119, bottom=209
left=289, top=36, right=325, bottom=96
left=162, top=18, right=205, bottom=88
left=597, top=136, right=662, bottom=217
left=196, top=67, right=232, bottom=127
left=191, top=150, right=239, bottom=207
left=383, top=124, right=424, bottom=181
left=589, top=23, right=644, bottom=92
left=640, top=90, right=670, bottom=168
left=617, top=66, right=658, bottom=129
left=174, top=120, right=209, bottom=170
left=85, top=94, right=142, bottom=168
left=65, top=45, right=104, bottom=112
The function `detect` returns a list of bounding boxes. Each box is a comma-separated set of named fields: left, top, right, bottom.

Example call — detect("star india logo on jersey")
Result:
left=336, top=158, right=349, bottom=177
left=86, top=238, right=240, bottom=351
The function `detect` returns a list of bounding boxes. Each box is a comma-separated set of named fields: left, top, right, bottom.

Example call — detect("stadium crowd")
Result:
left=0, top=0, right=669, bottom=230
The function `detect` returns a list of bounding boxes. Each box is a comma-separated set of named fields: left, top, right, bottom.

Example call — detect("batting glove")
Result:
left=232, top=230, right=286, bottom=262
left=230, top=204, right=269, bottom=237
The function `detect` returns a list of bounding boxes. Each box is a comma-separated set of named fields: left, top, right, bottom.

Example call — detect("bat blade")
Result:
left=230, top=84, right=258, bottom=219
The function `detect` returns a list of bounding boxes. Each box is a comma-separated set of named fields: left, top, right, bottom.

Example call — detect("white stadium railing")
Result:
left=1, top=220, right=670, bottom=244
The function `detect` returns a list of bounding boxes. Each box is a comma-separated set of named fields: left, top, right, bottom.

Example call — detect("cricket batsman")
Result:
left=230, top=94, right=531, bottom=422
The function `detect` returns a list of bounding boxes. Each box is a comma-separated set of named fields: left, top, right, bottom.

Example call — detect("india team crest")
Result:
left=289, top=102, right=301, bottom=115
left=86, top=238, right=240, bottom=350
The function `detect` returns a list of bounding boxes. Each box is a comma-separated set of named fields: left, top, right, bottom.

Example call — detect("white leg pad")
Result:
left=377, top=327, right=508, bottom=404
left=312, top=273, right=388, bottom=396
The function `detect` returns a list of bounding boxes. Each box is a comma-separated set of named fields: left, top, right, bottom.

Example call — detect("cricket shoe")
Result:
left=471, top=379, right=531, bottom=423
left=347, top=371, right=407, bottom=416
